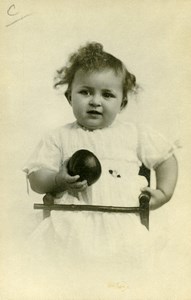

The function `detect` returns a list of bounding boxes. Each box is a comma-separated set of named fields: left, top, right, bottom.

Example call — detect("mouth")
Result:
left=87, top=110, right=102, bottom=115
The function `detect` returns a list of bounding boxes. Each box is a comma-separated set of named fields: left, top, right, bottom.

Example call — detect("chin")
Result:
left=81, top=122, right=104, bottom=130
left=86, top=125, right=102, bottom=130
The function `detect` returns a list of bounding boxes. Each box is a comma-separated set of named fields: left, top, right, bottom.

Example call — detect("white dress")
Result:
left=23, top=119, right=176, bottom=269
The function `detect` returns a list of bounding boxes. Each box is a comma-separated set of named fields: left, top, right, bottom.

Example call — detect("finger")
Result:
left=70, top=185, right=87, bottom=192
left=79, top=184, right=88, bottom=191
left=141, top=187, right=154, bottom=195
left=78, top=180, right=87, bottom=185
left=62, top=159, right=82, bottom=183
left=68, top=182, right=87, bottom=192
left=70, top=180, right=87, bottom=189
left=65, top=174, right=80, bottom=183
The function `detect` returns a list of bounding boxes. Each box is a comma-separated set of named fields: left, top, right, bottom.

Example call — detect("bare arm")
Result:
left=142, top=155, right=178, bottom=210
left=28, top=169, right=60, bottom=194
left=155, top=155, right=178, bottom=201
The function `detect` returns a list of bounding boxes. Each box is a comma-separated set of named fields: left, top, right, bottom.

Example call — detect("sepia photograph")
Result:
left=0, top=0, right=191, bottom=299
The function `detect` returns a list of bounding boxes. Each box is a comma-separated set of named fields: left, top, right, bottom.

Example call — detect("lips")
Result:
left=87, top=110, right=102, bottom=115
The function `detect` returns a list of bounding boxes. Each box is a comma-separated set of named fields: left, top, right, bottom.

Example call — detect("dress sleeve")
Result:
left=137, top=125, right=180, bottom=170
left=23, top=130, right=62, bottom=175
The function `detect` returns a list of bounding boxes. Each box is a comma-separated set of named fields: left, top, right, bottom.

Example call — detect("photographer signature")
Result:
left=107, top=281, right=129, bottom=292
left=6, top=4, right=32, bottom=27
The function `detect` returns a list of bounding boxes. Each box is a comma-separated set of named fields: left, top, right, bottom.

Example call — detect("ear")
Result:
left=120, top=98, right=128, bottom=110
left=65, top=90, right=72, bottom=105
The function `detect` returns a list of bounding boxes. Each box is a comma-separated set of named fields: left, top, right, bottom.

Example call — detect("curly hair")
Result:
left=54, top=42, right=138, bottom=109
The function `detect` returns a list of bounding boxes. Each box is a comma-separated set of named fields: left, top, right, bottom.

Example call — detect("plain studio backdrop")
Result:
left=0, top=0, right=191, bottom=299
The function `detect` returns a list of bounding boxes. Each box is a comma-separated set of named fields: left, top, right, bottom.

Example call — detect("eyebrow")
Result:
left=80, top=86, right=116, bottom=93
left=79, top=85, right=92, bottom=89
left=102, top=89, right=115, bottom=94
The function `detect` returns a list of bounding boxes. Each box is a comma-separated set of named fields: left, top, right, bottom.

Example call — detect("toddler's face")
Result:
left=70, top=69, right=123, bottom=130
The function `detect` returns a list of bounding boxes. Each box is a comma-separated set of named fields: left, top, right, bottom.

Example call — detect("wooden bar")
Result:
left=34, top=203, right=141, bottom=213
left=139, top=192, right=150, bottom=230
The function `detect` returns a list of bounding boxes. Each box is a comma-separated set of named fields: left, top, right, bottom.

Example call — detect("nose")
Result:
left=89, top=94, right=101, bottom=107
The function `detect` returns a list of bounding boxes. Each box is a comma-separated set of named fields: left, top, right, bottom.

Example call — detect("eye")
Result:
left=79, top=89, right=91, bottom=96
left=102, top=91, right=115, bottom=99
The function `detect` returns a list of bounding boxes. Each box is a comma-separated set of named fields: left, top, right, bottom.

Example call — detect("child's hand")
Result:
left=141, top=187, right=169, bottom=210
left=55, top=159, right=88, bottom=192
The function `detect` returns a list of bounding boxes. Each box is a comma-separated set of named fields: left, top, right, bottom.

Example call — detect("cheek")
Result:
left=72, top=103, right=85, bottom=119
left=70, top=95, right=79, bottom=109
left=106, top=106, right=121, bottom=121
left=115, top=100, right=123, bottom=113
left=106, top=101, right=121, bottom=114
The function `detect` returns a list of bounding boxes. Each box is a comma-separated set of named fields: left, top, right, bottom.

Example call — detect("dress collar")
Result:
left=75, top=120, right=119, bottom=132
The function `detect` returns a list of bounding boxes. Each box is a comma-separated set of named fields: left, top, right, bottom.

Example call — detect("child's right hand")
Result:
left=55, top=159, right=88, bottom=192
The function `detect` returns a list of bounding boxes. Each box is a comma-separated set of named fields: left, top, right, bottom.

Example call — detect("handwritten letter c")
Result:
left=7, top=4, right=19, bottom=16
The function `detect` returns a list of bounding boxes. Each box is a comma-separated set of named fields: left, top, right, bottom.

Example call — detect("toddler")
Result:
left=24, top=42, right=178, bottom=262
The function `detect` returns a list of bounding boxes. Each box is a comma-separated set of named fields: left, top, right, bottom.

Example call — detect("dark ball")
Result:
left=67, top=149, right=102, bottom=186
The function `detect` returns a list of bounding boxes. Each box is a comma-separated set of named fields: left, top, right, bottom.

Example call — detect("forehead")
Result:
left=72, top=68, right=123, bottom=90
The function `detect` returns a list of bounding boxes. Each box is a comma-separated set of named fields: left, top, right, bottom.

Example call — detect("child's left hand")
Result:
left=141, top=187, right=169, bottom=210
